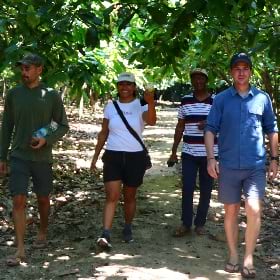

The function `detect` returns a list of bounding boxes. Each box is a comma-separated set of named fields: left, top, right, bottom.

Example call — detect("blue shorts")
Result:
left=9, top=157, right=53, bottom=197
left=218, top=165, right=266, bottom=204
left=102, top=150, right=146, bottom=187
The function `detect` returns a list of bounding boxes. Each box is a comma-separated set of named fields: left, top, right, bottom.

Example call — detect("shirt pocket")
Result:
left=248, top=107, right=263, bottom=127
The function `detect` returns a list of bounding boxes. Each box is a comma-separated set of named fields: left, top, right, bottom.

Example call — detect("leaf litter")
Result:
left=0, top=102, right=279, bottom=279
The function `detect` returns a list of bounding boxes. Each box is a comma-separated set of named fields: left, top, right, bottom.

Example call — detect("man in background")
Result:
left=168, top=68, right=218, bottom=237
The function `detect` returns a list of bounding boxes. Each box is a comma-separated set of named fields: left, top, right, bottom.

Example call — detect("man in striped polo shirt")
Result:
left=168, top=68, right=218, bottom=236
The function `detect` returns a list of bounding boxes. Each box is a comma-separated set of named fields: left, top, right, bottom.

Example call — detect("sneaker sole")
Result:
left=97, top=238, right=112, bottom=250
left=123, top=238, right=134, bottom=243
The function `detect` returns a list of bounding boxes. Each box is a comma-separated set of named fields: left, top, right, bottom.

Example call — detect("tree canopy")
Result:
left=0, top=0, right=279, bottom=112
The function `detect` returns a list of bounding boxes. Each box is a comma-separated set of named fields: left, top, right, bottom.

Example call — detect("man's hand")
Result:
left=268, top=160, right=278, bottom=182
left=197, top=120, right=206, bottom=130
left=167, top=154, right=178, bottom=167
left=0, top=161, right=8, bottom=175
left=30, top=137, right=47, bottom=149
left=207, top=158, right=219, bottom=179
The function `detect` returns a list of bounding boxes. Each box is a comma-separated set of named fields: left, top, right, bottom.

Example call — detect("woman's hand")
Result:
left=143, top=90, right=155, bottom=105
left=90, top=158, right=98, bottom=172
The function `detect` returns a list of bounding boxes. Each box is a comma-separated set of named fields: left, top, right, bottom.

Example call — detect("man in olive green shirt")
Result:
left=0, top=53, right=69, bottom=266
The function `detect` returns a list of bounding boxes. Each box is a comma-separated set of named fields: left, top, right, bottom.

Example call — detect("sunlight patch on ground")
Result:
left=92, top=265, right=192, bottom=280
left=109, top=254, right=141, bottom=260
left=143, top=128, right=175, bottom=136
left=164, top=213, right=174, bottom=217
left=56, top=255, right=70, bottom=261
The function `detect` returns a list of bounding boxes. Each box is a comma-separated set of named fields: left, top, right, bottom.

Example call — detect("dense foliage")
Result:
left=0, top=0, right=279, bottom=115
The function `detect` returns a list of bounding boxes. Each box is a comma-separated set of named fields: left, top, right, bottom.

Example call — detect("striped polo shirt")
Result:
left=178, top=93, right=218, bottom=157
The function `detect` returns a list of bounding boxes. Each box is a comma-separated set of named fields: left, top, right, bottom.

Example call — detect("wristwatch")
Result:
left=270, top=156, right=278, bottom=161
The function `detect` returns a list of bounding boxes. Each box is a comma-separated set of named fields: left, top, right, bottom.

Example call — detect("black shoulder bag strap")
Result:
left=113, top=101, right=148, bottom=153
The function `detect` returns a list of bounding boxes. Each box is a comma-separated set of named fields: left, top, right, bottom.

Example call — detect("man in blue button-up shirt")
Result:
left=205, top=52, right=278, bottom=278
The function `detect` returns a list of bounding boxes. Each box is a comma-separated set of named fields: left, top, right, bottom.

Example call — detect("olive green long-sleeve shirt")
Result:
left=0, top=83, right=69, bottom=162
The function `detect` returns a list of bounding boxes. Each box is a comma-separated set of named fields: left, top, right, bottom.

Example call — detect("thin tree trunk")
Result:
left=2, top=78, right=7, bottom=99
left=79, top=93, right=84, bottom=119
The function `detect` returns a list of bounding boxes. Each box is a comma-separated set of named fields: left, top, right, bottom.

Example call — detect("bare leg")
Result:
left=13, top=195, right=27, bottom=258
left=36, top=195, right=50, bottom=241
left=243, top=199, right=262, bottom=269
left=224, top=203, right=240, bottom=265
left=103, top=180, right=122, bottom=229
left=123, top=186, right=137, bottom=224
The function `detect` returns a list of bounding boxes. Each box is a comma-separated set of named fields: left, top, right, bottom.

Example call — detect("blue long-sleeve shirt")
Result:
left=205, top=86, right=278, bottom=169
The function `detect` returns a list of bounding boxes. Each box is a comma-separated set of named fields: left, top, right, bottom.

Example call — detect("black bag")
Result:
left=113, top=101, right=152, bottom=170
left=145, top=152, right=152, bottom=170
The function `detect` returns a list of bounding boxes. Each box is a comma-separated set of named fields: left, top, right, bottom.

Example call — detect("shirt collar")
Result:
left=229, top=85, right=255, bottom=97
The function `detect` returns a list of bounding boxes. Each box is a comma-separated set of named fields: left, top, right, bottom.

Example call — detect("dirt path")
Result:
left=0, top=103, right=279, bottom=279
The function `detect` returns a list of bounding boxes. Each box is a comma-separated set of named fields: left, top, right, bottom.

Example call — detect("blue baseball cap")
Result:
left=230, top=52, right=252, bottom=68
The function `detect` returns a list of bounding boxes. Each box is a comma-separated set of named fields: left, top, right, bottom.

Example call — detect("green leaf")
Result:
left=171, top=7, right=195, bottom=36
left=79, top=12, right=102, bottom=26
left=147, top=6, right=168, bottom=25
left=26, top=5, right=40, bottom=29
left=4, top=43, right=20, bottom=54
left=117, top=7, right=135, bottom=32
left=103, top=5, right=114, bottom=25
left=172, top=62, right=182, bottom=79
left=85, top=27, right=99, bottom=48
left=130, top=28, right=145, bottom=41
left=268, top=37, right=280, bottom=64
left=0, top=19, right=7, bottom=32
left=45, top=71, right=69, bottom=87
left=247, top=24, right=258, bottom=47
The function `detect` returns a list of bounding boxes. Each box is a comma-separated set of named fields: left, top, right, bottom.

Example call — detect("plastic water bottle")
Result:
left=33, top=121, right=58, bottom=138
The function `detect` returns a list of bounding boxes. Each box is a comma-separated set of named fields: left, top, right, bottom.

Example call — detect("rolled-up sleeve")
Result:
left=262, top=95, right=278, bottom=134
left=205, top=97, right=222, bottom=135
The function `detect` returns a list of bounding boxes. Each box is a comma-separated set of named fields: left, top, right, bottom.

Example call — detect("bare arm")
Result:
left=267, top=132, right=279, bottom=181
left=90, top=118, right=109, bottom=171
left=204, top=130, right=219, bottom=179
left=142, top=91, right=156, bottom=125
left=168, top=119, right=185, bottom=162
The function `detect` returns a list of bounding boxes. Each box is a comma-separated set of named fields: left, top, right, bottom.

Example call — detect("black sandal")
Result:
left=241, top=266, right=256, bottom=278
left=225, top=262, right=240, bottom=273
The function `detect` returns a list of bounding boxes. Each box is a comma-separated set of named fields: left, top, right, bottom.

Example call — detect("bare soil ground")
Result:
left=0, top=102, right=279, bottom=280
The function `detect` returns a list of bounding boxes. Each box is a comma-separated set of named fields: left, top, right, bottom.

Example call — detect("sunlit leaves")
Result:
left=26, top=5, right=40, bottom=29
left=0, top=0, right=279, bottom=108
left=117, top=6, right=136, bottom=32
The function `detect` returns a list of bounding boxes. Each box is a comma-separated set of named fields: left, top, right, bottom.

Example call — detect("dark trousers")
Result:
left=181, top=153, right=214, bottom=228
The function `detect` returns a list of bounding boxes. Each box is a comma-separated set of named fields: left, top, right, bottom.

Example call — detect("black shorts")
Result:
left=102, top=150, right=146, bottom=187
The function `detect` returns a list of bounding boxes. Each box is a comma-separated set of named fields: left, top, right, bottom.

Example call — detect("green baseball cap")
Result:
left=16, top=53, right=44, bottom=66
